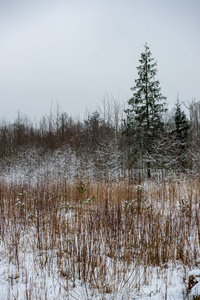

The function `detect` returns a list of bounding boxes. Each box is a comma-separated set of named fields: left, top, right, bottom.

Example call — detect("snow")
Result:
left=189, top=270, right=200, bottom=277
left=190, top=282, right=200, bottom=298
left=0, top=228, right=189, bottom=299
left=188, top=270, right=200, bottom=299
left=0, top=149, right=199, bottom=299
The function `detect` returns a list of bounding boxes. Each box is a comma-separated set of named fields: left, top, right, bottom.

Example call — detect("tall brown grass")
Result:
left=0, top=174, right=199, bottom=298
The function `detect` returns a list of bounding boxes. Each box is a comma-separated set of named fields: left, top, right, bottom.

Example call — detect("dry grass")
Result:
left=0, top=174, right=200, bottom=299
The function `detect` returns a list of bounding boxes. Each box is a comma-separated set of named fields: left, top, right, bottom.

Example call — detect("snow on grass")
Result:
left=0, top=235, right=189, bottom=299
left=0, top=157, right=200, bottom=299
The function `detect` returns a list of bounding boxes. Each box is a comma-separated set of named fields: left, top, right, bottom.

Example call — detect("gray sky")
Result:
left=0, top=0, right=200, bottom=121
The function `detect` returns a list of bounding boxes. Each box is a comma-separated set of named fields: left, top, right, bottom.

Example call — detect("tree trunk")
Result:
left=147, top=161, right=151, bottom=179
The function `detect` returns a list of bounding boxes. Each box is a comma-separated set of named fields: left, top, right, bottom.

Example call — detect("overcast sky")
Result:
left=0, top=0, right=200, bottom=121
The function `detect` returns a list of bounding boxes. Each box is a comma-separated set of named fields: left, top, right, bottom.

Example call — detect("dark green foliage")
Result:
left=124, top=43, right=167, bottom=178
left=125, top=44, right=167, bottom=137
left=174, top=100, right=189, bottom=142
left=173, top=100, right=189, bottom=170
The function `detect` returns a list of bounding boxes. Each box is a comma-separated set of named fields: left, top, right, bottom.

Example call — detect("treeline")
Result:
left=0, top=99, right=200, bottom=181
left=0, top=101, right=122, bottom=156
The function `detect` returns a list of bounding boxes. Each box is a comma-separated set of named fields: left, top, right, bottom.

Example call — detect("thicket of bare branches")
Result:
left=0, top=99, right=200, bottom=180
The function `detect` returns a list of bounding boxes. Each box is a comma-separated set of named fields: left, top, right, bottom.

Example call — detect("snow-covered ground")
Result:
left=0, top=204, right=196, bottom=300
left=0, top=240, right=190, bottom=299
left=1, top=150, right=200, bottom=299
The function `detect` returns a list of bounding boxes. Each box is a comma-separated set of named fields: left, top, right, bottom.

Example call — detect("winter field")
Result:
left=0, top=150, right=200, bottom=299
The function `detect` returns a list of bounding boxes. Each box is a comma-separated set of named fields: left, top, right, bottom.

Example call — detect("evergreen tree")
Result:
left=173, top=100, right=189, bottom=170
left=124, top=43, right=167, bottom=178
left=174, top=100, right=189, bottom=141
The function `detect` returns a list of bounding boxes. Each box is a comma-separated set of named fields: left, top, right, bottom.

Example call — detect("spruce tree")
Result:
left=173, top=100, right=189, bottom=170
left=174, top=100, right=189, bottom=142
left=124, top=43, right=167, bottom=178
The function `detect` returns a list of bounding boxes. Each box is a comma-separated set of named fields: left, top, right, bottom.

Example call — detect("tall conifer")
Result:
left=124, top=44, right=167, bottom=178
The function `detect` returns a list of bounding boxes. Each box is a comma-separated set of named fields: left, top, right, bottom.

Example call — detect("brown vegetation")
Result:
left=0, top=174, right=200, bottom=298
